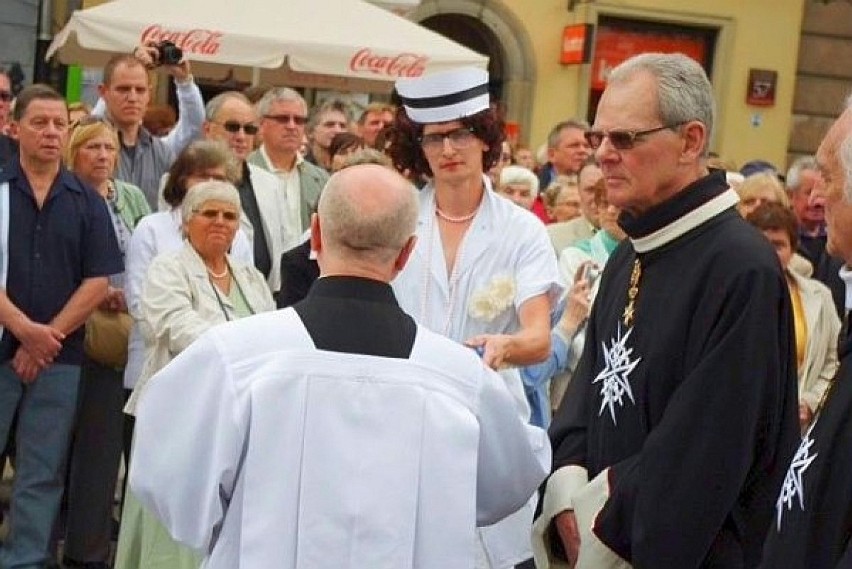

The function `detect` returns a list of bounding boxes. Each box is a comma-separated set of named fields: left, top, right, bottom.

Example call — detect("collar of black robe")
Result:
left=619, top=169, right=739, bottom=254
left=307, top=275, right=399, bottom=305
left=296, top=275, right=416, bottom=358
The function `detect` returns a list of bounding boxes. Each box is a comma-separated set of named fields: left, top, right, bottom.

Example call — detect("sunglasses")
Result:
left=264, top=113, right=308, bottom=126
left=217, top=120, right=259, bottom=135
left=195, top=208, right=239, bottom=222
left=419, top=127, right=476, bottom=152
left=70, top=116, right=109, bottom=130
left=584, top=123, right=683, bottom=151
left=0, top=91, right=12, bottom=103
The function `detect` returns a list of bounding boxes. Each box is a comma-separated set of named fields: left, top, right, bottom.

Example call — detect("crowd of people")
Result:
left=0, top=42, right=851, bottom=569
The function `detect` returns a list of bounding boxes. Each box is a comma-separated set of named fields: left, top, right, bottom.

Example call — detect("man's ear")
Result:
left=680, top=121, right=707, bottom=163
left=393, top=235, right=418, bottom=273
left=309, top=213, right=321, bottom=258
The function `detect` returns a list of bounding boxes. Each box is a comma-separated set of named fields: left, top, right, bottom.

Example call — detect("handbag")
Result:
left=84, top=308, right=132, bottom=369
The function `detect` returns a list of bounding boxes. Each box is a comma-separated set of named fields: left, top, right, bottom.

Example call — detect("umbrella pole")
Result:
left=251, top=67, right=260, bottom=86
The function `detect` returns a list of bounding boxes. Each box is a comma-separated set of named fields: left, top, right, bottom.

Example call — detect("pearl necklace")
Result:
left=436, top=206, right=478, bottom=224
left=207, top=265, right=229, bottom=279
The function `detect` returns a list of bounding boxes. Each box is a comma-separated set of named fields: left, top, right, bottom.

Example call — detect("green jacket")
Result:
left=113, top=178, right=152, bottom=230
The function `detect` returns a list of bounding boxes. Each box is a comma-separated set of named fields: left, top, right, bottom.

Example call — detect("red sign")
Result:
left=561, top=24, right=593, bottom=65
left=140, top=26, right=223, bottom=56
left=349, top=48, right=428, bottom=78
left=591, top=27, right=707, bottom=90
left=746, top=69, right=777, bottom=106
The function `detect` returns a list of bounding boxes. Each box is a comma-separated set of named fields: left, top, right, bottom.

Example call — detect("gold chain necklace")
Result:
left=622, top=259, right=642, bottom=327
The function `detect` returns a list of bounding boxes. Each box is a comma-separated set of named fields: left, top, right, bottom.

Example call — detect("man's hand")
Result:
left=465, top=334, right=513, bottom=370
left=101, top=287, right=128, bottom=313
left=555, top=510, right=581, bottom=567
left=799, top=402, right=814, bottom=430
left=12, top=347, right=42, bottom=384
left=11, top=318, right=64, bottom=367
left=133, top=42, right=192, bottom=82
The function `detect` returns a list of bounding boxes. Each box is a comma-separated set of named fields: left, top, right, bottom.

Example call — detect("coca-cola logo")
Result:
left=140, top=25, right=223, bottom=56
left=349, top=48, right=428, bottom=78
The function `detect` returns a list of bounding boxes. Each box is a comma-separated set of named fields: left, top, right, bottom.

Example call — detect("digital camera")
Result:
left=156, top=41, right=183, bottom=66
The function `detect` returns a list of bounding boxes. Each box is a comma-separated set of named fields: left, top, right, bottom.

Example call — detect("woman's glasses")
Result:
left=70, top=116, right=110, bottom=130
left=195, top=208, right=239, bottom=222
left=418, top=127, right=476, bottom=153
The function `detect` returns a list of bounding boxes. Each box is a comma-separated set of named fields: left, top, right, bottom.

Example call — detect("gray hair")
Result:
left=785, top=156, right=818, bottom=192
left=255, top=87, right=307, bottom=117
left=308, top=98, right=352, bottom=132
left=342, top=148, right=392, bottom=169
left=319, top=166, right=418, bottom=265
left=841, top=136, right=852, bottom=203
left=609, top=53, right=716, bottom=156
left=499, top=165, right=540, bottom=194
left=547, top=119, right=589, bottom=149
left=205, top=91, right=252, bottom=121
left=180, top=180, right=242, bottom=225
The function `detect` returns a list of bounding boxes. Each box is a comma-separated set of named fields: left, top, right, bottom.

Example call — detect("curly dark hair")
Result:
left=388, top=106, right=505, bottom=179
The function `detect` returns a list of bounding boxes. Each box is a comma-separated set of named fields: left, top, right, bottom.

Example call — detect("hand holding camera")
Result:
left=133, top=40, right=192, bottom=82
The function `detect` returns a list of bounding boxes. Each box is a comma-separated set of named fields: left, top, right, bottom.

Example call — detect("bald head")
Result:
left=314, top=164, right=418, bottom=279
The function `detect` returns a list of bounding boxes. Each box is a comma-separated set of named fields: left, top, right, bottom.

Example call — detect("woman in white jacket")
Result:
left=747, top=202, right=840, bottom=430
left=116, top=180, right=274, bottom=569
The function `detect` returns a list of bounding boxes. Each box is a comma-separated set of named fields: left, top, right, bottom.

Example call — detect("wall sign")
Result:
left=746, top=69, right=777, bottom=107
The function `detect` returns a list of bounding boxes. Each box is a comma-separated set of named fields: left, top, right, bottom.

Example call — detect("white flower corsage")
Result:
left=468, top=275, right=516, bottom=322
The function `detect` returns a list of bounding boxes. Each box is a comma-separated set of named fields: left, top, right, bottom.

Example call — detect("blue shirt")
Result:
left=0, top=161, right=123, bottom=365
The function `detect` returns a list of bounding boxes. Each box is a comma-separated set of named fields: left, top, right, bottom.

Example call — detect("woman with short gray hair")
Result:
left=116, top=180, right=274, bottom=569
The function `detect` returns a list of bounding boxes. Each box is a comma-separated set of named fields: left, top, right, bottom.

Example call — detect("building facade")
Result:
left=408, top=0, right=815, bottom=171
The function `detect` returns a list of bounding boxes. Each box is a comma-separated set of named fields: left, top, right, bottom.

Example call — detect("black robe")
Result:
left=760, top=330, right=852, bottom=569
left=548, top=171, right=800, bottom=568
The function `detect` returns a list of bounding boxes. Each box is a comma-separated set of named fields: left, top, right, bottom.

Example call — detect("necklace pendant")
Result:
left=622, top=304, right=635, bottom=327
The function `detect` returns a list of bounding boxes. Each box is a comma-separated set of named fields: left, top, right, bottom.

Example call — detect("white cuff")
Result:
left=531, top=465, right=588, bottom=569
left=573, top=468, right=630, bottom=569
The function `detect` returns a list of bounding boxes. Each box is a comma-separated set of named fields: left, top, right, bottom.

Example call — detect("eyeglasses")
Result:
left=217, top=120, right=259, bottom=135
left=0, top=91, right=12, bottom=103
left=320, top=120, right=348, bottom=129
left=264, top=113, right=308, bottom=126
left=584, top=123, right=684, bottom=151
left=195, top=208, right=239, bottom=222
left=70, top=116, right=109, bottom=130
left=419, top=127, right=476, bottom=152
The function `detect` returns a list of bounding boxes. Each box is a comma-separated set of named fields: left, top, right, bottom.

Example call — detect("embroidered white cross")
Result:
left=593, top=325, right=641, bottom=425
left=775, top=423, right=818, bottom=531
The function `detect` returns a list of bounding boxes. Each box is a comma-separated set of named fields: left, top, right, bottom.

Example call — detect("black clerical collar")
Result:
left=619, top=169, right=739, bottom=253
left=308, top=275, right=400, bottom=306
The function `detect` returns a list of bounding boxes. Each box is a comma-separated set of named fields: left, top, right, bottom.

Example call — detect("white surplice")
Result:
left=392, top=178, right=562, bottom=568
left=130, top=308, right=550, bottom=569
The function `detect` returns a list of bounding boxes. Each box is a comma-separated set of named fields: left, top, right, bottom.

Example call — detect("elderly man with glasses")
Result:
left=201, top=91, right=293, bottom=295
left=533, top=53, right=799, bottom=569
left=248, top=87, right=329, bottom=237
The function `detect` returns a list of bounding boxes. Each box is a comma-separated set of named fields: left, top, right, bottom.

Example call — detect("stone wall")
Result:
left=0, top=0, right=38, bottom=91
left=789, top=0, right=852, bottom=165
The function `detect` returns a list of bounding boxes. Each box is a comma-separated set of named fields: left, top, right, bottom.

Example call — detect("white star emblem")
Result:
left=775, top=422, right=819, bottom=531
left=593, top=324, right=641, bottom=425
